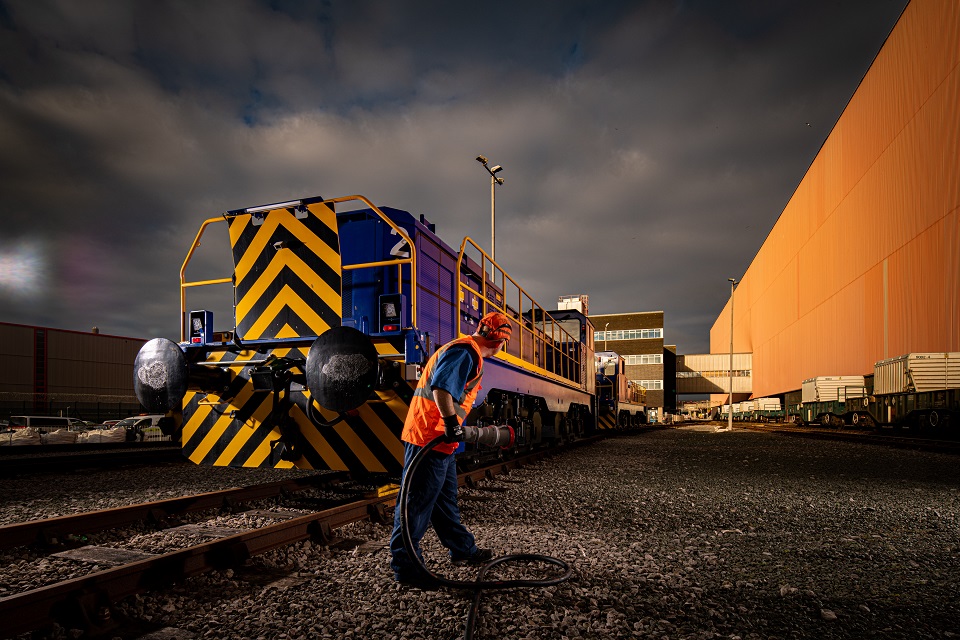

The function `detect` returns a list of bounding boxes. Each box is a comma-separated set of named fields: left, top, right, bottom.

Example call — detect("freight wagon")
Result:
left=799, top=376, right=868, bottom=427
left=863, top=352, right=960, bottom=432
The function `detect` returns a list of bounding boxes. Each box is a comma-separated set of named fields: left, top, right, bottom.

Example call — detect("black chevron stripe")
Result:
left=228, top=203, right=339, bottom=260
left=348, top=406, right=404, bottom=472
left=304, top=204, right=341, bottom=256
left=223, top=404, right=286, bottom=467
left=234, top=224, right=341, bottom=299
left=238, top=298, right=336, bottom=341
left=236, top=270, right=341, bottom=340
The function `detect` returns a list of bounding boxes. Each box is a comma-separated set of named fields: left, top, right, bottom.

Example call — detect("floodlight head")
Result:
left=476, top=155, right=488, bottom=164
left=495, top=177, right=504, bottom=185
left=728, top=278, right=737, bottom=283
left=490, top=165, right=503, bottom=174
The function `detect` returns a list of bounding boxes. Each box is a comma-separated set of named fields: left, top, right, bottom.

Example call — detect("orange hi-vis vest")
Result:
left=402, top=336, right=484, bottom=455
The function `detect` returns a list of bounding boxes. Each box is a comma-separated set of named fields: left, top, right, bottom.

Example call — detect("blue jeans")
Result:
left=389, top=442, right=478, bottom=579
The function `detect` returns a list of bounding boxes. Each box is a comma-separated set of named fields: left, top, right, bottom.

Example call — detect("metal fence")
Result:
left=0, top=392, right=145, bottom=424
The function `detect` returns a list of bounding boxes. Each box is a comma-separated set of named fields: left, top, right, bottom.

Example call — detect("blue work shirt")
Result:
left=428, top=345, right=479, bottom=400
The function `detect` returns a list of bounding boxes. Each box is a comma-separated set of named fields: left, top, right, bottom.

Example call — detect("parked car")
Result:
left=115, top=415, right=171, bottom=442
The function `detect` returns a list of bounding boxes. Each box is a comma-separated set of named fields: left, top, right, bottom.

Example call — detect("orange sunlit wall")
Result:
left=710, top=0, right=960, bottom=399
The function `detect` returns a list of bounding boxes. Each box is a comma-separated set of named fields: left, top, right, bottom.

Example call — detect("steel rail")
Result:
left=0, top=437, right=602, bottom=635
left=727, top=422, right=960, bottom=454
left=0, top=473, right=346, bottom=550
left=0, top=495, right=392, bottom=637
left=0, top=445, right=183, bottom=478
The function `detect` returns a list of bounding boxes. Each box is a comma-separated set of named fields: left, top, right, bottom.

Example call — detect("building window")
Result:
left=593, top=328, right=663, bottom=343
left=634, top=379, right=663, bottom=390
left=624, top=354, right=663, bottom=365
left=676, top=370, right=751, bottom=378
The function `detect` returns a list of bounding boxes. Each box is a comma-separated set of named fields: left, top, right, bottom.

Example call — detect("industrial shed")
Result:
left=711, top=0, right=959, bottom=401
left=0, top=322, right=146, bottom=422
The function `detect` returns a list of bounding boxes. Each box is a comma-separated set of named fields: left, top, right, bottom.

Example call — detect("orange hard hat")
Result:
left=477, top=312, right=513, bottom=341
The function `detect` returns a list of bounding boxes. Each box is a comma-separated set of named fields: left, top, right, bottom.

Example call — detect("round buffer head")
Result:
left=306, top=325, right=379, bottom=413
left=134, top=338, right=188, bottom=413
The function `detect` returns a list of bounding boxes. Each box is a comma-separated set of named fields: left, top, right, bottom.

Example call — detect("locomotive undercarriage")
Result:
left=459, top=389, right=587, bottom=468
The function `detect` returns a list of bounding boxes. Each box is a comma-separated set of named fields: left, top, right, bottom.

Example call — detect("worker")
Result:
left=389, top=311, right=513, bottom=589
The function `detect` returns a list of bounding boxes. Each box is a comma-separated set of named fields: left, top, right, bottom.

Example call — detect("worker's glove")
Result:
left=443, top=415, right=465, bottom=443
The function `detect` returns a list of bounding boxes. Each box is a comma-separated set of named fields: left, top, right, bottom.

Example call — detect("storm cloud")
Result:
left=0, top=0, right=907, bottom=352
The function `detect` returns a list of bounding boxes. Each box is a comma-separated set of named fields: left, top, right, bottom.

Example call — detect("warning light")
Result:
left=379, top=293, right=406, bottom=332
left=188, top=310, right=214, bottom=346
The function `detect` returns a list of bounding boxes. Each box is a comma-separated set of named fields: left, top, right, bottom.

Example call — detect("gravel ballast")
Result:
left=3, top=426, right=960, bottom=639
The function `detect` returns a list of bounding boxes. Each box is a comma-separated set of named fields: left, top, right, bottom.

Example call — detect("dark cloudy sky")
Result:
left=0, top=0, right=907, bottom=354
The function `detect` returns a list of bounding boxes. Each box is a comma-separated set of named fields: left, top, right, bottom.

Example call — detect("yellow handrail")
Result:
left=454, top=237, right=584, bottom=391
left=178, top=195, right=417, bottom=342
left=180, top=216, right=230, bottom=342
left=329, top=195, right=417, bottom=328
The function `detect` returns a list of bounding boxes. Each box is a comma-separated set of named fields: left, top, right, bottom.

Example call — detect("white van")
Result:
left=8, top=416, right=81, bottom=434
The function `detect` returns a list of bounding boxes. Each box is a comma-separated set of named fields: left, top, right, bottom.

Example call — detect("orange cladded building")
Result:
left=710, top=0, right=960, bottom=401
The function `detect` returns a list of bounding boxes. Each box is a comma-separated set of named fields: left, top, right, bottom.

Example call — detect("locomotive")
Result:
left=594, top=351, right=647, bottom=428
left=132, top=194, right=622, bottom=477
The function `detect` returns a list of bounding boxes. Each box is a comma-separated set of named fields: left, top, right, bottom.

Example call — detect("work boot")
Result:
left=395, top=573, right=441, bottom=591
left=452, top=548, right=493, bottom=566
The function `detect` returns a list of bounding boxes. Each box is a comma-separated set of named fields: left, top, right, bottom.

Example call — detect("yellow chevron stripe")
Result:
left=180, top=349, right=265, bottom=447
left=380, top=387, right=413, bottom=425
left=231, top=207, right=340, bottom=285
left=181, top=391, right=211, bottom=444
left=215, top=396, right=277, bottom=466
left=306, top=200, right=337, bottom=230
left=332, top=414, right=385, bottom=473
left=188, top=381, right=260, bottom=463
left=357, top=400, right=404, bottom=466
left=235, top=250, right=341, bottom=327
left=375, top=342, right=401, bottom=355
left=244, top=284, right=336, bottom=340
left=294, top=403, right=348, bottom=470
left=301, top=396, right=384, bottom=472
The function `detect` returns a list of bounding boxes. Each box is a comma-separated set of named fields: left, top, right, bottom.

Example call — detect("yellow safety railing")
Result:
left=179, top=195, right=416, bottom=343
left=455, top=237, right=584, bottom=390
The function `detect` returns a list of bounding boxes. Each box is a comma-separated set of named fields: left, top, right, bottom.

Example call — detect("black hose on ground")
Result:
left=399, top=435, right=573, bottom=640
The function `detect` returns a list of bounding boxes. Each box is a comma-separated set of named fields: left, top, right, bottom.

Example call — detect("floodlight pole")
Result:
left=476, top=155, right=504, bottom=267
left=728, top=278, right=738, bottom=431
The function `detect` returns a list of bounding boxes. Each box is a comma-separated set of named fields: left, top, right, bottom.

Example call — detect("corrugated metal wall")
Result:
left=0, top=324, right=35, bottom=393
left=711, top=0, right=960, bottom=398
left=0, top=323, right=146, bottom=396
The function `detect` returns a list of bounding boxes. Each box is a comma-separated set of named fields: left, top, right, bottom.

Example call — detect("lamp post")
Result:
left=727, top=278, right=738, bottom=432
left=476, top=155, right=504, bottom=263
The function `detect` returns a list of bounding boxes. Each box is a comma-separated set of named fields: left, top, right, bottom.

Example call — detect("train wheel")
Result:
left=820, top=414, right=831, bottom=428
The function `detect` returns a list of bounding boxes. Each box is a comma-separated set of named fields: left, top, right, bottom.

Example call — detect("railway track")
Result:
left=0, top=439, right=589, bottom=637
left=725, top=421, right=960, bottom=454
left=0, top=443, right=184, bottom=477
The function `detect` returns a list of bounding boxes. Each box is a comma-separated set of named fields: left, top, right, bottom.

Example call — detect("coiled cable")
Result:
left=399, top=435, right=573, bottom=640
